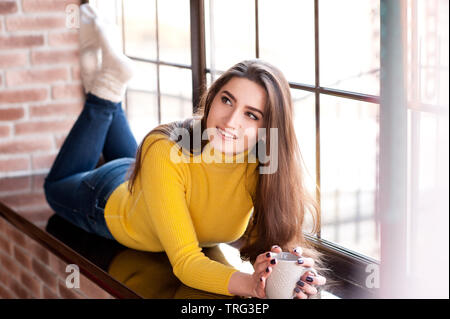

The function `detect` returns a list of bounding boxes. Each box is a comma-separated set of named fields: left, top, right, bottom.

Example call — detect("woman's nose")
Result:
left=223, top=109, right=240, bottom=129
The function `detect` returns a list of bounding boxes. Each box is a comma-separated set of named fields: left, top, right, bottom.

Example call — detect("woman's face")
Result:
left=206, top=77, right=267, bottom=155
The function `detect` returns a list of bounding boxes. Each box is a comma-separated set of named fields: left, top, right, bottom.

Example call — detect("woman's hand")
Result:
left=290, top=246, right=326, bottom=299
left=251, top=245, right=283, bottom=298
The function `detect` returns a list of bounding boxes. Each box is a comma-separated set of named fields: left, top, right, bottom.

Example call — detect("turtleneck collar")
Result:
left=197, top=142, right=258, bottom=168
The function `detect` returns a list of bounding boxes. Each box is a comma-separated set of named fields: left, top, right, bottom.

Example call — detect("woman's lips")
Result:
left=216, top=127, right=237, bottom=140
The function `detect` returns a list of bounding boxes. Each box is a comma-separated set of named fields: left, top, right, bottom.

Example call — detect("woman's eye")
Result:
left=247, top=112, right=258, bottom=121
left=221, top=96, right=232, bottom=105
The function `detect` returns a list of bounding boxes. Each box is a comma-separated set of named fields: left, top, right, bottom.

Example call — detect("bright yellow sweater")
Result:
left=104, top=133, right=259, bottom=296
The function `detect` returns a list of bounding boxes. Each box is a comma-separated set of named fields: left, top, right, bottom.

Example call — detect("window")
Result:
left=89, top=0, right=449, bottom=298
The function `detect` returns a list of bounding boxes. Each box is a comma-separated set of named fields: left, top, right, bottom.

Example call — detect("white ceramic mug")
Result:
left=265, top=252, right=318, bottom=299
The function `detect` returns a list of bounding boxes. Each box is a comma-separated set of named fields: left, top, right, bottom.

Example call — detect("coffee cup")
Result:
left=265, top=252, right=318, bottom=299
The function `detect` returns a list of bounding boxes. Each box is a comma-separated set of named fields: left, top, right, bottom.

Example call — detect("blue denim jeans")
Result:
left=43, top=93, right=138, bottom=241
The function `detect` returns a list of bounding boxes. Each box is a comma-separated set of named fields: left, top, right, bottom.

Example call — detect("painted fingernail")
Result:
left=271, top=245, right=280, bottom=249
left=294, top=287, right=301, bottom=293
left=297, top=280, right=305, bottom=287
left=270, top=258, right=277, bottom=265
left=260, top=277, right=263, bottom=282
left=266, top=267, right=270, bottom=273
left=266, top=252, right=271, bottom=258
left=297, top=258, right=304, bottom=264
left=306, top=276, right=314, bottom=282
left=293, top=247, right=301, bottom=254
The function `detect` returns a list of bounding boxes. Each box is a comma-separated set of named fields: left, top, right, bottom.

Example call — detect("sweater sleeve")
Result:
left=138, top=135, right=239, bottom=296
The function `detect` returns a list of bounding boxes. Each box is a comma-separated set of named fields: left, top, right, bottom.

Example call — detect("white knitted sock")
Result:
left=90, top=14, right=134, bottom=103
left=79, top=4, right=100, bottom=94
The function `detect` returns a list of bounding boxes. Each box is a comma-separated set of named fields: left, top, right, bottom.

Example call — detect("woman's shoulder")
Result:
left=142, top=133, right=189, bottom=166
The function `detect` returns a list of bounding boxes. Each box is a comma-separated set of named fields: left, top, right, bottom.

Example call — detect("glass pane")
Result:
left=159, top=66, right=193, bottom=124
left=319, top=0, right=380, bottom=96
left=292, top=89, right=317, bottom=234
left=158, top=0, right=191, bottom=65
left=320, top=95, right=380, bottom=259
left=259, top=0, right=315, bottom=84
left=126, top=90, right=159, bottom=144
left=128, top=61, right=157, bottom=92
left=205, top=0, right=255, bottom=79
left=292, top=89, right=317, bottom=196
left=123, top=0, right=157, bottom=60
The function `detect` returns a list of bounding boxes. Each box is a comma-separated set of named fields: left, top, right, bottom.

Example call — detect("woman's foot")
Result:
left=79, top=4, right=100, bottom=94
left=90, top=11, right=134, bottom=102
left=79, top=4, right=134, bottom=102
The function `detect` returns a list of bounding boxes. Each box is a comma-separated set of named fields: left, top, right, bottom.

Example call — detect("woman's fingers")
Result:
left=296, top=257, right=315, bottom=268
left=300, top=272, right=327, bottom=286
left=254, top=251, right=277, bottom=275
left=292, top=246, right=303, bottom=256
left=293, top=287, right=308, bottom=299
left=296, top=280, right=318, bottom=296
left=271, top=245, right=282, bottom=253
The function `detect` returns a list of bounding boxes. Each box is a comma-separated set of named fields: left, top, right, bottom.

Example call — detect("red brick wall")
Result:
left=0, top=0, right=84, bottom=178
left=0, top=217, right=114, bottom=299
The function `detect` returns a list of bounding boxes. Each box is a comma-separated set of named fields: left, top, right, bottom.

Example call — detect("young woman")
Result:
left=44, top=4, right=326, bottom=299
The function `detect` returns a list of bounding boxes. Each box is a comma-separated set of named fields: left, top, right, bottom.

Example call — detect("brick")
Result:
left=0, top=124, right=11, bottom=138
left=0, top=235, right=12, bottom=255
left=0, top=264, right=13, bottom=286
left=6, top=16, right=66, bottom=31
left=22, top=0, right=80, bottom=13
left=31, top=258, right=57, bottom=290
left=71, top=65, right=81, bottom=81
left=48, top=31, right=79, bottom=46
left=0, top=35, right=44, bottom=49
left=15, top=118, right=75, bottom=136
left=0, top=88, right=48, bottom=104
left=0, top=252, right=21, bottom=279
left=57, top=279, right=85, bottom=299
left=0, top=192, right=48, bottom=209
left=0, top=157, right=30, bottom=173
left=6, top=68, right=69, bottom=87
left=48, top=253, right=67, bottom=277
left=30, top=101, right=82, bottom=118
left=54, top=133, right=67, bottom=148
left=31, top=174, right=46, bottom=190
left=0, top=52, right=29, bottom=68
left=0, top=175, right=31, bottom=193
left=42, top=283, right=58, bottom=298
left=31, top=49, right=79, bottom=65
left=9, top=277, right=31, bottom=298
left=13, top=245, right=33, bottom=269
left=0, top=1, right=18, bottom=14
left=51, top=83, right=83, bottom=100
left=0, top=106, right=25, bottom=121
left=4, top=223, right=28, bottom=246
left=19, top=270, right=42, bottom=298
left=26, top=239, right=49, bottom=265
left=0, top=136, right=53, bottom=154
left=0, top=283, right=15, bottom=299
left=31, top=152, right=56, bottom=170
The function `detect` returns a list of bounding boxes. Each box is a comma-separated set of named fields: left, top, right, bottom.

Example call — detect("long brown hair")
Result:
left=126, top=59, right=331, bottom=291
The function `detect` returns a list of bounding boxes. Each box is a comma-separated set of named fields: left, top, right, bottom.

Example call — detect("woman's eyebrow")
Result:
left=222, top=90, right=265, bottom=117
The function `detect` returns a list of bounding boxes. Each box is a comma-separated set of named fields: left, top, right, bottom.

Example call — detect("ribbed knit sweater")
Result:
left=104, top=133, right=259, bottom=296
